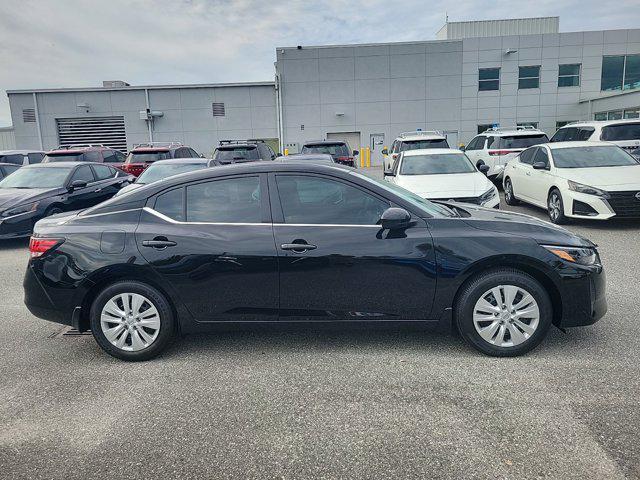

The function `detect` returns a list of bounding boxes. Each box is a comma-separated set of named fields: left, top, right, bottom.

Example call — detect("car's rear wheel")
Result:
left=455, top=269, right=553, bottom=357
left=90, top=281, right=176, bottom=361
left=548, top=188, right=567, bottom=224
left=503, top=178, right=519, bottom=205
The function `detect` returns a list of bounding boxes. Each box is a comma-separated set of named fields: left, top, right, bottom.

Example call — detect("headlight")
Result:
left=567, top=180, right=609, bottom=198
left=542, top=245, right=599, bottom=265
left=479, top=187, right=497, bottom=204
left=1, top=202, right=39, bottom=218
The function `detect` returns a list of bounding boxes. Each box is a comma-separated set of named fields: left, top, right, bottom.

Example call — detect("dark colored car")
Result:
left=117, top=158, right=212, bottom=196
left=0, top=162, right=132, bottom=239
left=279, top=153, right=335, bottom=165
left=212, top=140, right=278, bottom=165
left=24, top=162, right=606, bottom=361
left=0, top=163, right=21, bottom=179
left=0, top=150, right=45, bottom=165
left=631, top=147, right=640, bottom=161
left=301, top=141, right=358, bottom=166
left=43, top=145, right=126, bottom=168
left=122, top=143, right=201, bottom=177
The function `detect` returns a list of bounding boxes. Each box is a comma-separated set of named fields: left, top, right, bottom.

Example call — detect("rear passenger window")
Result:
left=28, top=153, right=44, bottom=164
left=155, top=188, right=185, bottom=222
left=276, top=175, right=388, bottom=225
left=83, top=151, right=102, bottom=162
left=533, top=148, right=549, bottom=166
left=186, top=176, right=261, bottom=223
left=93, top=164, right=114, bottom=180
left=70, top=165, right=95, bottom=183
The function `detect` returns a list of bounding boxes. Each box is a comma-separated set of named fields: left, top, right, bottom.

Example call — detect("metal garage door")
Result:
left=56, top=116, right=127, bottom=152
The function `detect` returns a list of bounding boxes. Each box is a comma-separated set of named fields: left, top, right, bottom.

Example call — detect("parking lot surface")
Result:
left=1, top=168, right=639, bottom=479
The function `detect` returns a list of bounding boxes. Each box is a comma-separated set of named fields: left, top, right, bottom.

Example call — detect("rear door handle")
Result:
left=281, top=243, right=317, bottom=252
left=94, top=188, right=102, bottom=193
left=142, top=239, right=177, bottom=249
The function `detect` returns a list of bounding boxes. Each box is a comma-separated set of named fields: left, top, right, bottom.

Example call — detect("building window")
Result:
left=517, top=122, right=539, bottom=129
left=477, top=124, right=495, bottom=134
left=594, top=108, right=640, bottom=120
left=558, top=64, right=581, bottom=87
left=601, top=55, right=640, bottom=91
left=624, top=108, right=640, bottom=119
left=519, top=66, right=540, bottom=89
left=556, top=121, right=576, bottom=129
left=479, top=68, right=500, bottom=91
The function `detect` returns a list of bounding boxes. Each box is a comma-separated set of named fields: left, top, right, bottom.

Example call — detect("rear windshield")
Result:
left=301, top=144, right=350, bottom=156
left=497, top=134, right=548, bottom=149
left=400, top=139, right=449, bottom=151
left=127, top=152, right=170, bottom=163
left=552, top=146, right=640, bottom=168
left=0, top=154, right=24, bottom=165
left=601, top=123, right=640, bottom=141
left=214, top=147, right=259, bottom=161
left=400, top=153, right=475, bottom=175
left=136, top=163, right=206, bottom=185
left=44, top=153, right=85, bottom=162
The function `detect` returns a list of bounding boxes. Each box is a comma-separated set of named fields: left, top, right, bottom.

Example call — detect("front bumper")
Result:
left=0, top=211, right=40, bottom=239
left=556, top=263, right=607, bottom=328
left=561, top=190, right=616, bottom=220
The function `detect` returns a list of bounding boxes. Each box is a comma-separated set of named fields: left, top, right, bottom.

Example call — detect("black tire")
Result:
left=454, top=268, right=553, bottom=357
left=90, top=281, right=176, bottom=361
left=547, top=188, right=567, bottom=224
left=503, top=177, right=519, bottom=205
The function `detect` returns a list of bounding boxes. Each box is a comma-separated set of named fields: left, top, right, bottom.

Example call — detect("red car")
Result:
left=42, top=144, right=126, bottom=168
left=121, top=143, right=201, bottom=177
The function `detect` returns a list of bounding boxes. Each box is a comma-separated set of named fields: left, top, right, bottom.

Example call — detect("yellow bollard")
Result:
left=366, top=147, right=371, bottom=168
left=284, top=148, right=289, bottom=156
left=360, top=147, right=364, bottom=168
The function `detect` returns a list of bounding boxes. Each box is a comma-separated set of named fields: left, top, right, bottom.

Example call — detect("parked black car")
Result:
left=301, top=141, right=358, bottom=166
left=212, top=140, right=278, bottom=165
left=0, top=162, right=132, bottom=239
left=24, top=162, right=606, bottom=361
left=0, top=163, right=21, bottom=179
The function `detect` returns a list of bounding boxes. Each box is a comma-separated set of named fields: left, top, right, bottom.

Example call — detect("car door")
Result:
left=91, top=164, right=123, bottom=201
left=65, top=164, right=102, bottom=210
left=514, top=147, right=540, bottom=202
left=269, top=172, right=436, bottom=321
left=527, top=146, right=554, bottom=206
left=135, top=174, right=279, bottom=322
left=464, top=136, right=482, bottom=166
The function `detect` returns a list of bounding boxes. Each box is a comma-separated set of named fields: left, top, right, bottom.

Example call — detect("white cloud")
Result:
left=1, top=0, right=639, bottom=126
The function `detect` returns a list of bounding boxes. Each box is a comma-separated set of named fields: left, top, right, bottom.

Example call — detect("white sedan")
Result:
left=384, top=148, right=500, bottom=208
left=502, top=142, right=640, bottom=224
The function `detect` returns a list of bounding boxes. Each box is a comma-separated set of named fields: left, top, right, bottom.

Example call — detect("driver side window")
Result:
left=70, top=165, right=95, bottom=184
left=519, top=148, right=536, bottom=165
left=275, top=175, right=389, bottom=225
left=533, top=148, right=549, bottom=167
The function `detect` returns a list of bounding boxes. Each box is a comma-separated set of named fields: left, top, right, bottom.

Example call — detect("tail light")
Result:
left=336, top=156, right=354, bottom=163
left=488, top=150, right=518, bottom=156
left=121, top=163, right=147, bottom=177
left=29, top=237, right=64, bottom=258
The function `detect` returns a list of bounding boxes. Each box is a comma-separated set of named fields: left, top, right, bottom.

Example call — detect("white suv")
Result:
left=382, top=131, right=449, bottom=173
left=550, top=119, right=640, bottom=154
left=464, top=126, right=549, bottom=181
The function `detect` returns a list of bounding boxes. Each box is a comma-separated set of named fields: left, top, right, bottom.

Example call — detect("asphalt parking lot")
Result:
left=1, top=168, right=639, bottom=479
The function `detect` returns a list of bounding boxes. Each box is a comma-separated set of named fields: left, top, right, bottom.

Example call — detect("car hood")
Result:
left=556, top=165, right=640, bottom=189
left=396, top=172, right=493, bottom=198
left=447, top=202, right=594, bottom=247
left=0, top=188, right=62, bottom=211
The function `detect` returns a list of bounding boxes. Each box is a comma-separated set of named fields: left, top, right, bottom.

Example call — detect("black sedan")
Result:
left=24, top=162, right=606, bottom=360
left=0, top=162, right=132, bottom=239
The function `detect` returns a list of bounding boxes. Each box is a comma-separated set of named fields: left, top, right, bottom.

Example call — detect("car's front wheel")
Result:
left=90, top=281, right=176, bottom=361
left=547, top=188, right=567, bottom=224
left=503, top=178, right=519, bottom=205
left=455, top=269, right=553, bottom=357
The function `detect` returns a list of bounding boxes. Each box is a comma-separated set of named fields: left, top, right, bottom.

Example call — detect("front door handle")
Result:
left=281, top=242, right=317, bottom=252
left=142, top=238, right=177, bottom=249
left=94, top=188, right=102, bottom=193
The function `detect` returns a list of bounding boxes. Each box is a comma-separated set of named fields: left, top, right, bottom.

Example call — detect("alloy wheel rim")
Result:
left=472, top=285, right=540, bottom=348
left=505, top=181, right=512, bottom=200
left=549, top=194, right=561, bottom=220
left=100, top=293, right=161, bottom=352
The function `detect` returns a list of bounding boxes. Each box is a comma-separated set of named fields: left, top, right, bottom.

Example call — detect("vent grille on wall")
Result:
left=23, top=108, right=36, bottom=123
left=212, top=103, right=225, bottom=117
left=56, top=116, right=127, bottom=152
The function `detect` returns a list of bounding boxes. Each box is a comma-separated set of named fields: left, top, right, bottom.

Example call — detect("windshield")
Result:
left=0, top=154, right=24, bottom=165
left=401, top=139, right=449, bottom=151
left=552, top=146, right=640, bottom=168
left=44, top=153, right=84, bottom=162
left=214, top=147, right=259, bottom=161
left=0, top=167, right=72, bottom=189
left=601, top=123, right=640, bottom=141
left=127, top=152, right=170, bottom=163
left=349, top=171, right=454, bottom=218
left=497, top=134, right=549, bottom=149
left=400, top=153, right=475, bottom=175
left=301, top=144, right=349, bottom=156
left=136, top=163, right=206, bottom=184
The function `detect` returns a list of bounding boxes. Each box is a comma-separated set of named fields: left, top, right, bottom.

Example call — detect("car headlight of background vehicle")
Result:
left=479, top=187, right=497, bottom=204
left=0, top=202, right=40, bottom=218
left=567, top=180, right=609, bottom=198
left=542, top=245, right=600, bottom=265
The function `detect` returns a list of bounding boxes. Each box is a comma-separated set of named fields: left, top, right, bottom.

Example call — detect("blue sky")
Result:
left=1, top=0, right=640, bottom=126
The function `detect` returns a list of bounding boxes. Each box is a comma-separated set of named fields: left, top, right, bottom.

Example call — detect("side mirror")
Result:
left=532, top=162, right=548, bottom=170
left=479, top=164, right=490, bottom=174
left=68, top=180, right=87, bottom=191
left=380, top=207, right=411, bottom=230
left=353, top=150, right=359, bottom=156
left=476, top=160, right=485, bottom=169
left=381, top=148, right=388, bottom=155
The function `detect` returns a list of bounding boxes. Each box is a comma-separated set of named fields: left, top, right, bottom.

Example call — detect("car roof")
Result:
left=0, top=150, right=44, bottom=155
left=545, top=141, right=618, bottom=150
left=46, top=146, right=114, bottom=154
left=559, top=119, right=640, bottom=128
left=24, top=161, right=104, bottom=168
left=281, top=153, right=334, bottom=161
left=397, top=133, right=445, bottom=141
left=482, top=129, right=546, bottom=136
left=147, top=158, right=209, bottom=166
left=403, top=148, right=463, bottom=157
left=303, top=140, right=347, bottom=145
